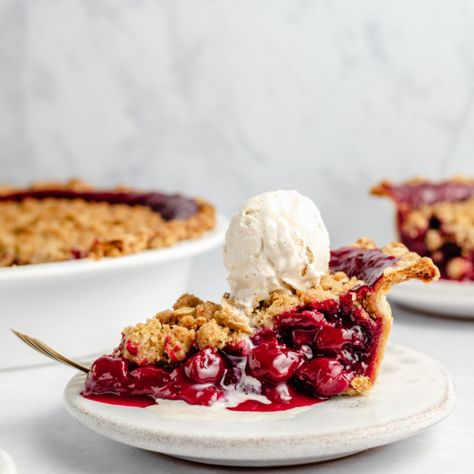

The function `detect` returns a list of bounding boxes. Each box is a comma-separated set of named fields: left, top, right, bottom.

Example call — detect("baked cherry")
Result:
left=314, top=326, right=352, bottom=352
left=179, top=384, right=222, bottom=406
left=129, top=366, right=169, bottom=394
left=152, top=366, right=223, bottom=406
left=85, top=356, right=130, bottom=394
left=250, top=329, right=278, bottom=346
left=152, top=367, right=185, bottom=400
left=291, top=329, right=316, bottom=346
left=276, top=309, right=328, bottom=348
left=125, top=340, right=139, bottom=356
left=276, top=309, right=327, bottom=331
left=247, top=341, right=301, bottom=384
left=296, top=358, right=350, bottom=396
left=184, top=347, right=226, bottom=384
left=262, top=382, right=292, bottom=403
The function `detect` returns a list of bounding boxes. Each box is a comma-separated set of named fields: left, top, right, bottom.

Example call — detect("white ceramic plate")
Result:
left=390, top=279, right=474, bottom=319
left=64, top=344, right=455, bottom=467
left=0, top=449, right=16, bottom=474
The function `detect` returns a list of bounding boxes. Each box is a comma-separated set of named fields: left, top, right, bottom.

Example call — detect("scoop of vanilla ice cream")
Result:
left=223, top=190, right=330, bottom=310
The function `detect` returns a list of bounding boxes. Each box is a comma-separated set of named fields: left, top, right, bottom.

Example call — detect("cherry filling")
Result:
left=385, top=181, right=474, bottom=208
left=330, top=247, right=398, bottom=287
left=0, top=189, right=198, bottom=220
left=84, top=295, right=382, bottom=409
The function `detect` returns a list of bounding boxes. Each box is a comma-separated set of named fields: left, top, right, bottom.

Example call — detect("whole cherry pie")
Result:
left=0, top=179, right=215, bottom=266
left=372, top=177, right=474, bottom=281
left=84, top=239, right=438, bottom=409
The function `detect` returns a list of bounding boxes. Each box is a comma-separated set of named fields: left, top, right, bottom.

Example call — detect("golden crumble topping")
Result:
left=118, top=293, right=252, bottom=365
left=0, top=180, right=215, bottom=266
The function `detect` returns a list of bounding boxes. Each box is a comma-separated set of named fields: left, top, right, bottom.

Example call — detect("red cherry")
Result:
left=152, top=366, right=223, bottom=406
left=85, top=356, right=130, bottom=394
left=179, top=384, right=222, bottom=406
left=184, top=347, right=226, bottom=384
left=311, top=300, right=339, bottom=315
left=314, top=326, right=352, bottom=352
left=296, top=358, right=350, bottom=396
left=125, top=340, right=139, bottom=356
left=291, top=329, right=317, bottom=347
left=247, top=342, right=301, bottom=384
left=262, top=382, right=292, bottom=404
left=152, top=367, right=186, bottom=400
left=276, top=309, right=329, bottom=348
left=276, top=310, right=327, bottom=332
left=129, top=366, right=169, bottom=395
left=250, top=329, right=278, bottom=346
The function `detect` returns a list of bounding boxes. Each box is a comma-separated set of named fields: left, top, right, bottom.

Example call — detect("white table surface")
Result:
left=1, top=253, right=474, bottom=474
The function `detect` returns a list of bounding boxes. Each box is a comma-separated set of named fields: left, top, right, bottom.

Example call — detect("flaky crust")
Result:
left=371, top=179, right=401, bottom=198
left=346, top=238, right=439, bottom=394
left=353, top=237, right=440, bottom=283
left=0, top=179, right=215, bottom=266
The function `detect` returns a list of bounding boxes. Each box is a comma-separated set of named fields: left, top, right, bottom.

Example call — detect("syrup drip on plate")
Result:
left=82, top=391, right=324, bottom=412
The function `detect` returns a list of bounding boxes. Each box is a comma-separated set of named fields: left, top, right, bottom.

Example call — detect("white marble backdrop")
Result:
left=1, top=0, right=474, bottom=250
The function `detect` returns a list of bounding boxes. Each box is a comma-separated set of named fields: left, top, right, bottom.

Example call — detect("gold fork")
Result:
left=11, top=329, right=90, bottom=373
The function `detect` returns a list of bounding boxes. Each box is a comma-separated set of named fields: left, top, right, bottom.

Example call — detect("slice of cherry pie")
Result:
left=84, top=239, right=438, bottom=409
left=372, top=177, right=474, bottom=281
left=0, top=179, right=215, bottom=266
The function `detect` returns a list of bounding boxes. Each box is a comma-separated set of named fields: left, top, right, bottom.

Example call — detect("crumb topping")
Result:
left=0, top=180, right=215, bottom=266
left=118, top=294, right=252, bottom=365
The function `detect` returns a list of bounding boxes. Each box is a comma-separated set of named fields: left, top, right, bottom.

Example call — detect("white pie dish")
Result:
left=1, top=214, right=227, bottom=370
left=389, top=279, right=474, bottom=319
left=64, top=344, right=455, bottom=467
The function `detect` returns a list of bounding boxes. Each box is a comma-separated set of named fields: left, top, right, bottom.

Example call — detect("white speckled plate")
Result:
left=390, top=279, right=474, bottom=319
left=64, top=344, right=455, bottom=467
left=0, top=449, right=16, bottom=474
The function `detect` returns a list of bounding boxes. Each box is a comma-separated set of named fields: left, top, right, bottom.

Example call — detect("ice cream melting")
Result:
left=224, top=190, right=330, bottom=311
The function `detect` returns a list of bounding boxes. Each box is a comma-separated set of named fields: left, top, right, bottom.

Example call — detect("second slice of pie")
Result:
left=372, top=177, right=474, bottom=281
